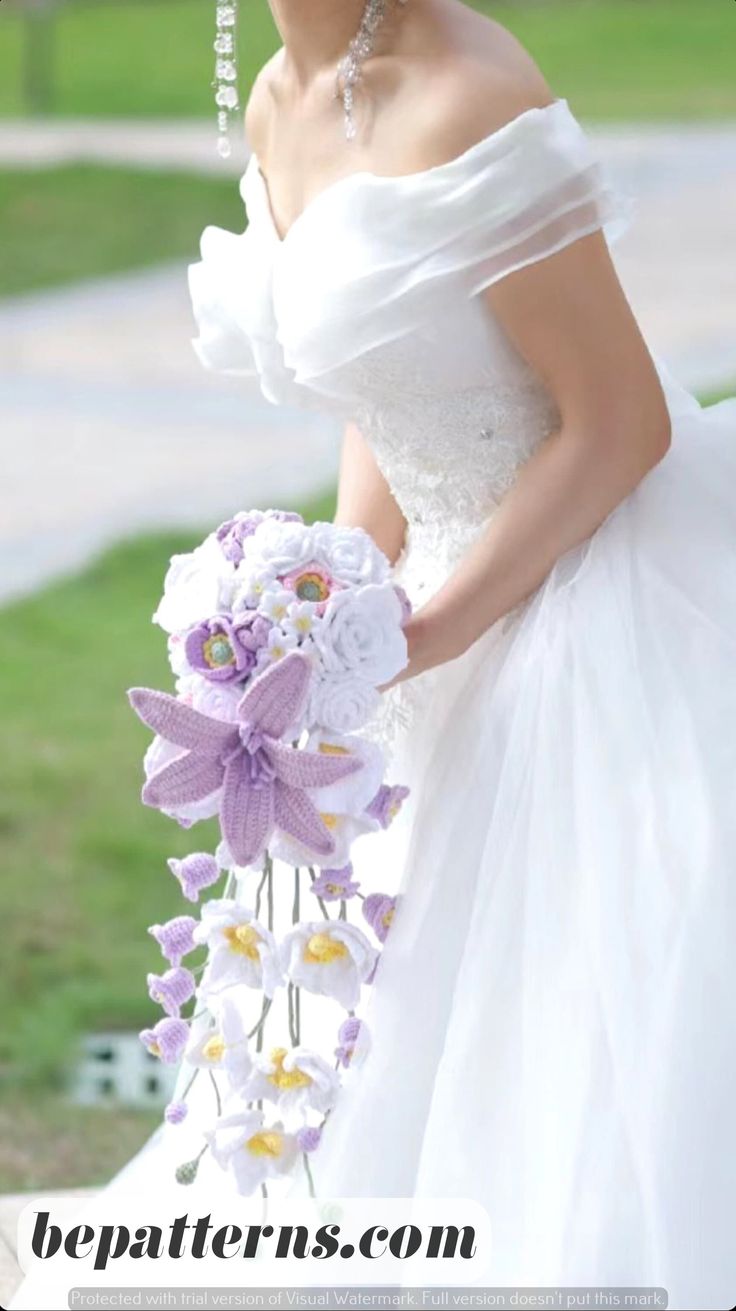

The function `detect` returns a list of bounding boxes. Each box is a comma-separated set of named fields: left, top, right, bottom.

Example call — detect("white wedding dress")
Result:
left=12, top=99, right=736, bottom=1311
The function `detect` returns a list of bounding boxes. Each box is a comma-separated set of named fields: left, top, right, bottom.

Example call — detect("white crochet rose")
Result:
left=308, top=668, right=380, bottom=734
left=154, top=533, right=236, bottom=634
left=249, top=517, right=316, bottom=577
left=315, top=583, right=407, bottom=686
left=310, top=522, right=390, bottom=586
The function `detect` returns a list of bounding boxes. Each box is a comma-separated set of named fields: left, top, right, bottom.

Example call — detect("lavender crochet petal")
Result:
left=267, top=739, right=361, bottom=789
left=143, top=751, right=224, bottom=809
left=237, top=651, right=311, bottom=741
left=273, top=779, right=335, bottom=857
left=129, top=687, right=237, bottom=754
left=220, top=756, right=274, bottom=866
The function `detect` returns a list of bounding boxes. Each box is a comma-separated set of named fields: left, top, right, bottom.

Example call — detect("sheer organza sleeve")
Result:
left=271, top=99, right=634, bottom=383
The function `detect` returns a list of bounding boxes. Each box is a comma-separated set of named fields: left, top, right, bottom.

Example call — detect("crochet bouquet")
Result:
left=129, top=509, right=410, bottom=1196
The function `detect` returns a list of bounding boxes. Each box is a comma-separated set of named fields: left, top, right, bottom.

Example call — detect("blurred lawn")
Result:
left=0, top=492, right=335, bottom=1191
left=0, top=164, right=245, bottom=296
left=0, top=0, right=734, bottom=120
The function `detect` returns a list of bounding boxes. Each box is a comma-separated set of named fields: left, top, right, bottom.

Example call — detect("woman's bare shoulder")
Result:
left=395, top=2, right=555, bottom=171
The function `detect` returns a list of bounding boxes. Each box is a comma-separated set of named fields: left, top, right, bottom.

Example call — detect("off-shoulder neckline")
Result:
left=245, top=97, right=571, bottom=247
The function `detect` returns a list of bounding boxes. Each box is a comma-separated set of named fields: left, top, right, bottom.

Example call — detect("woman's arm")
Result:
left=334, top=420, right=408, bottom=566
left=396, top=227, right=672, bottom=681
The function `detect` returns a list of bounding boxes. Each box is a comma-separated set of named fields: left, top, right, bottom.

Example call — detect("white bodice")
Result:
left=189, top=99, right=630, bottom=600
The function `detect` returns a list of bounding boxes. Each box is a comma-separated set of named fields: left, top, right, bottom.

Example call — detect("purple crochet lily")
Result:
left=129, top=652, right=361, bottom=867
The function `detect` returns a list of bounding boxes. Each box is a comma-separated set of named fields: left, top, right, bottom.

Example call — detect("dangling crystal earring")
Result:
left=336, top=0, right=408, bottom=142
left=213, top=2, right=239, bottom=159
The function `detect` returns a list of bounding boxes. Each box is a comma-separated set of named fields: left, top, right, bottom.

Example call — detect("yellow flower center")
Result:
left=267, top=1046, right=312, bottom=1091
left=318, top=742, right=350, bottom=756
left=202, top=1035, right=226, bottom=1063
left=149, top=1042, right=161, bottom=1058
left=304, top=932, right=349, bottom=964
left=223, top=923, right=261, bottom=960
left=319, top=813, right=339, bottom=830
left=382, top=908, right=395, bottom=929
left=247, top=1130, right=284, bottom=1158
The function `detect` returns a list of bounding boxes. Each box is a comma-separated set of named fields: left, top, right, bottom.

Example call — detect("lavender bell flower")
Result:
left=335, top=1017, right=364, bottom=1069
left=167, top=852, right=221, bottom=903
left=130, top=652, right=362, bottom=867
left=362, top=893, right=397, bottom=944
left=365, top=784, right=410, bottom=830
left=147, top=966, right=197, bottom=1017
left=311, top=865, right=361, bottom=902
left=148, top=915, right=198, bottom=966
left=139, top=1017, right=189, bottom=1063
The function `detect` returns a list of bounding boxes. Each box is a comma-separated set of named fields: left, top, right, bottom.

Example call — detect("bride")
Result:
left=13, top=2, right=736, bottom=1308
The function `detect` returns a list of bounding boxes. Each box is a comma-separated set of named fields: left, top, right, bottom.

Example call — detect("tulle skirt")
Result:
left=11, top=379, right=736, bottom=1311
left=308, top=376, right=736, bottom=1310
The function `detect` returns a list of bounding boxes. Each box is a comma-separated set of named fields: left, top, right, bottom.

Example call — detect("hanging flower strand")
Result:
left=132, top=509, right=411, bottom=1196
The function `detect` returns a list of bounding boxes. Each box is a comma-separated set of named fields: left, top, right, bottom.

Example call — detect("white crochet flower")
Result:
left=154, top=533, right=236, bottom=634
left=257, top=586, right=296, bottom=625
left=308, top=669, right=380, bottom=734
left=315, top=583, right=407, bottom=686
left=177, top=673, right=242, bottom=723
left=244, top=1045, right=340, bottom=1114
left=204, top=1105, right=299, bottom=1195
left=184, top=994, right=253, bottom=1092
left=249, top=518, right=316, bottom=577
left=255, top=625, right=299, bottom=670
left=280, top=921, right=377, bottom=1009
left=280, top=599, right=320, bottom=643
left=310, top=523, right=390, bottom=587
left=195, top=900, right=283, bottom=1000
left=305, top=729, right=385, bottom=815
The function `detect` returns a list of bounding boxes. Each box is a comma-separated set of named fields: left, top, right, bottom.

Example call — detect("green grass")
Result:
left=0, top=164, right=245, bottom=296
left=0, top=1095, right=162, bottom=1191
left=0, top=1, right=733, bottom=120
left=0, top=489, right=336, bottom=1102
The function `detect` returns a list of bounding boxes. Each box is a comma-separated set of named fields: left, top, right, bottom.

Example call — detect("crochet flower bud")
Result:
left=296, top=1125, right=322, bottom=1154
left=167, top=852, right=221, bottom=903
left=164, top=1100, right=189, bottom=1126
left=175, top=1157, right=201, bottom=1185
left=148, top=915, right=198, bottom=966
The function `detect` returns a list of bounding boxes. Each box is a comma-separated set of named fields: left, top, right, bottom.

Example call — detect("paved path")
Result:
left=1, top=122, right=734, bottom=603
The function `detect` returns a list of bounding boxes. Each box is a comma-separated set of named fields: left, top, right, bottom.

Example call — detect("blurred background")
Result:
left=0, top=0, right=734, bottom=1295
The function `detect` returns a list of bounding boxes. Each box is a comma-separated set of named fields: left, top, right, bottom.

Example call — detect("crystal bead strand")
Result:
left=336, top=0, right=408, bottom=141
left=214, top=2, right=239, bottom=159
